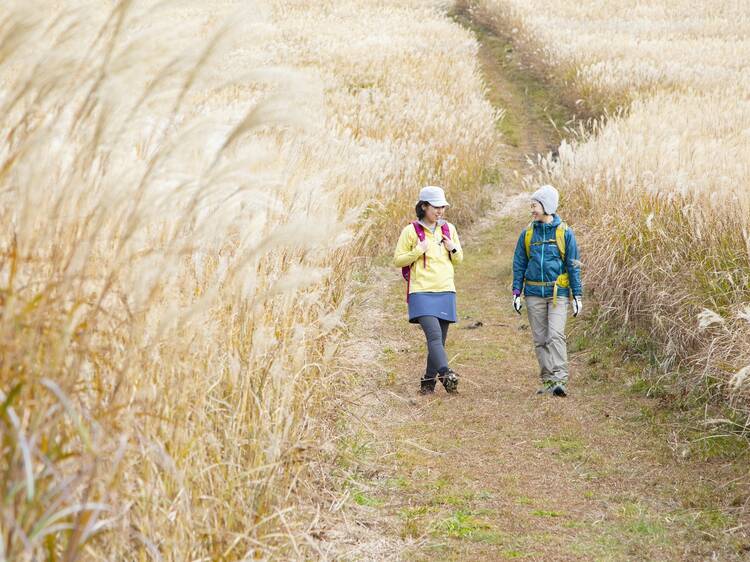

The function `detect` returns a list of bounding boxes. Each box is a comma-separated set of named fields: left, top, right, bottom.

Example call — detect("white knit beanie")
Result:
left=531, top=184, right=559, bottom=215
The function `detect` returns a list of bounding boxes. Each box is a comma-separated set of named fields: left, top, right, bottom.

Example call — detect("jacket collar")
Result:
left=534, top=214, right=561, bottom=228
left=418, top=219, right=446, bottom=231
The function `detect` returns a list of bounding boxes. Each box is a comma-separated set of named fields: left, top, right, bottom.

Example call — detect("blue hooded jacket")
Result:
left=512, top=215, right=583, bottom=299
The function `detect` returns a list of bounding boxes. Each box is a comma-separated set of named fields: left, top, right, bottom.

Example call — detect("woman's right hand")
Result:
left=416, top=239, right=430, bottom=254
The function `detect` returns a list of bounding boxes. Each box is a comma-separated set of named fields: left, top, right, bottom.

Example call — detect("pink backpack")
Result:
left=401, top=221, right=451, bottom=302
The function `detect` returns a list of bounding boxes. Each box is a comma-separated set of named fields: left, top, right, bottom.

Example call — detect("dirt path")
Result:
left=324, top=13, right=750, bottom=562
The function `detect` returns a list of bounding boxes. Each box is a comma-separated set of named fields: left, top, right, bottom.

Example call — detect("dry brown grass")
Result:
left=469, top=0, right=750, bottom=423
left=336, top=195, right=750, bottom=560
left=0, top=1, right=497, bottom=558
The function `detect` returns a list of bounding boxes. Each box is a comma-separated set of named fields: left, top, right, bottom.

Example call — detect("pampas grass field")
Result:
left=466, top=0, right=750, bottom=418
left=0, top=1, right=497, bottom=558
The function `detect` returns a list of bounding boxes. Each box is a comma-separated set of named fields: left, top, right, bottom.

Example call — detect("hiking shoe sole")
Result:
left=552, top=384, right=567, bottom=397
left=440, top=371, right=459, bottom=393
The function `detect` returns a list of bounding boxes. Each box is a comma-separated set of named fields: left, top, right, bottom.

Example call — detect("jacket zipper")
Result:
left=540, top=223, right=545, bottom=296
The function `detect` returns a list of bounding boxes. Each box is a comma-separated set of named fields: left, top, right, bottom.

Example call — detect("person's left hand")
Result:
left=442, top=236, right=456, bottom=252
left=513, top=294, right=523, bottom=314
left=572, top=296, right=582, bottom=317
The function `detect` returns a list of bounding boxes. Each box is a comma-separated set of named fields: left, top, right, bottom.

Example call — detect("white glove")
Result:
left=416, top=239, right=429, bottom=254
left=572, top=296, right=582, bottom=317
left=513, top=294, right=523, bottom=314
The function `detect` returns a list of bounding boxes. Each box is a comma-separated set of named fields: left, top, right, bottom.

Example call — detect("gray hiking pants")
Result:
left=417, top=316, right=450, bottom=387
left=526, top=296, right=568, bottom=384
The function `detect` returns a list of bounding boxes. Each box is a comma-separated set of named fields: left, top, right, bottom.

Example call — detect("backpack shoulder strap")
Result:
left=412, top=221, right=426, bottom=241
left=441, top=223, right=453, bottom=261
left=555, top=222, right=567, bottom=261
left=411, top=221, right=427, bottom=269
left=524, top=221, right=534, bottom=259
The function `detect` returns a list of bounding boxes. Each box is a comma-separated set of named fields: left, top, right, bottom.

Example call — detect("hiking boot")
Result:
left=552, top=383, right=567, bottom=397
left=536, top=381, right=555, bottom=395
left=439, top=369, right=459, bottom=394
left=420, top=374, right=436, bottom=395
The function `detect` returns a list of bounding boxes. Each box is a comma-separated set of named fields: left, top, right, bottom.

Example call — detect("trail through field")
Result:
left=326, top=14, right=750, bottom=562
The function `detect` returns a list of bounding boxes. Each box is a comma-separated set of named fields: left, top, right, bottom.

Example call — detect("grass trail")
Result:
left=327, top=14, right=750, bottom=562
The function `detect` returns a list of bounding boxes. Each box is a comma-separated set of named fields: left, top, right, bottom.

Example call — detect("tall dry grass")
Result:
left=470, top=0, right=750, bottom=417
left=0, top=0, right=497, bottom=559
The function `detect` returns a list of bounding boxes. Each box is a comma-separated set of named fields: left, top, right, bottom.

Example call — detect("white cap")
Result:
left=417, top=185, right=450, bottom=207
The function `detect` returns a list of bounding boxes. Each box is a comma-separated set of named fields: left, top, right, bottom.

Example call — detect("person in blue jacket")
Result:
left=511, top=184, right=582, bottom=397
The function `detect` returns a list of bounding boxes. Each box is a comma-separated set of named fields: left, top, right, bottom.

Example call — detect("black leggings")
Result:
left=417, top=316, right=450, bottom=385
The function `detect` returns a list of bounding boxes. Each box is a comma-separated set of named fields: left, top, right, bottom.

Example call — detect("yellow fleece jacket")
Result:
left=393, top=221, right=463, bottom=293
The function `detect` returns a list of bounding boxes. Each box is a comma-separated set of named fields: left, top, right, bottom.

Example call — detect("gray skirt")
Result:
left=408, top=291, right=457, bottom=324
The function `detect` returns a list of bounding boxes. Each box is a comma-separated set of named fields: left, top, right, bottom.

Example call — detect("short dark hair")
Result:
left=415, top=200, right=428, bottom=220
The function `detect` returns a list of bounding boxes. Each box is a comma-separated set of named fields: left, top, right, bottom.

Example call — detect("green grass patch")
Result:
left=666, top=507, right=735, bottom=534
left=627, top=375, right=653, bottom=395
left=336, top=429, right=374, bottom=470
left=531, top=509, right=563, bottom=518
left=400, top=505, right=431, bottom=539
left=471, top=530, right=506, bottom=545
left=501, top=549, right=531, bottom=559
left=386, top=476, right=410, bottom=491
left=619, top=502, right=667, bottom=540
left=431, top=494, right=470, bottom=508
left=431, top=509, right=498, bottom=542
left=497, top=112, right=521, bottom=147
left=570, top=333, right=592, bottom=353
left=625, top=516, right=666, bottom=537
left=432, top=476, right=452, bottom=492
left=353, top=490, right=382, bottom=508
left=690, top=433, right=749, bottom=461
left=533, top=433, right=584, bottom=460
left=693, top=509, right=733, bottom=532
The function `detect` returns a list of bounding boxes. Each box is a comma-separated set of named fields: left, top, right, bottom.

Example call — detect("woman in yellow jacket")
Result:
left=393, top=186, right=464, bottom=395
